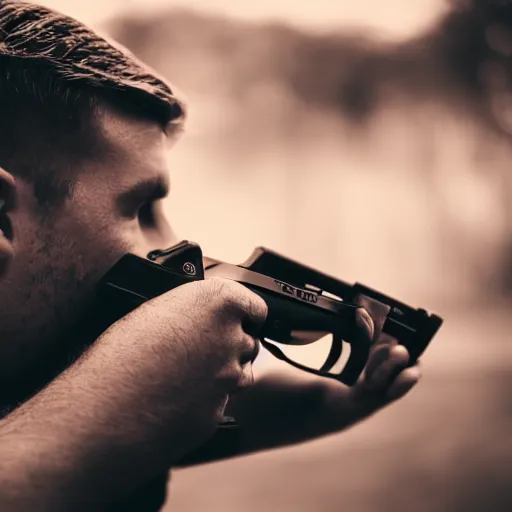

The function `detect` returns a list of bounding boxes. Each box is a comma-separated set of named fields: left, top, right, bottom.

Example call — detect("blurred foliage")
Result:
left=107, top=1, right=512, bottom=134
left=105, top=0, right=512, bottom=297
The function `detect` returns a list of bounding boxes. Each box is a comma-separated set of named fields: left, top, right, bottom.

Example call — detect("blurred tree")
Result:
left=105, top=0, right=512, bottom=297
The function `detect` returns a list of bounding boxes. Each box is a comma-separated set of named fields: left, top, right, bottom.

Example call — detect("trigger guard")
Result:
left=319, top=336, right=343, bottom=373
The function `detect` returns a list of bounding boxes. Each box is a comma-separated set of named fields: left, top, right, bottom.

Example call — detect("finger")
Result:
left=354, top=307, right=374, bottom=340
left=210, top=278, right=269, bottom=336
left=236, top=362, right=255, bottom=392
left=0, top=167, right=16, bottom=279
left=353, top=295, right=391, bottom=343
left=366, top=344, right=410, bottom=390
left=364, top=341, right=397, bottom=381
left=239, top=335, right=260, bottom=366
left=375, top=332, right=398, bottom=346
left=386, top=365, right=421, bottom=401
left=240, top=293, right=268, bottom=338
left=0, top=167, right=16, bottom=209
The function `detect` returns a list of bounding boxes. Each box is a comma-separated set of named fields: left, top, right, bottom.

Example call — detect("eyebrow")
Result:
left=116, top=175, right=170, bottom=212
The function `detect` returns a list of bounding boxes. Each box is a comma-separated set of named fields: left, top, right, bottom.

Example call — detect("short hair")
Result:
left=0, top=0, right=186, bottom=206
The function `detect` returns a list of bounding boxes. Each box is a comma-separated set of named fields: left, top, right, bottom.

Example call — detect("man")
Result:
left=0, top=1, right=421, bottom=510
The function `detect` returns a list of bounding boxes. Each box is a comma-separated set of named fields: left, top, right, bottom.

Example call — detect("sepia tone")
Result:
left=11, top=1, right=512, bottom=511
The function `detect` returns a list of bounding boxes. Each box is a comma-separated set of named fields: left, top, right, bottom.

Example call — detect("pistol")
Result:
left=96, top=240, right=443, bottom=387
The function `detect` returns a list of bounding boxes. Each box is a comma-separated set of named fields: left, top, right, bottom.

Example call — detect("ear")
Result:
left=0, top=167, right=16, bottom=279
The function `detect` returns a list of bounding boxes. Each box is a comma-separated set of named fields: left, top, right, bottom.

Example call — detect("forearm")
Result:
left=0, top=412, right=163, bottom=511
left=0, top=385, right=167, bottom=511
left=0, top=345, right=214, bottom=510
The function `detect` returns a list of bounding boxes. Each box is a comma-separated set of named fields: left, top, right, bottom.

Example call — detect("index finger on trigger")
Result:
left=353, top=295, right=391, bottom=345
left=354, top=307, right=375, bottom=342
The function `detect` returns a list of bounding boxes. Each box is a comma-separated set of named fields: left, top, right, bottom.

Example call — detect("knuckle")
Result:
left=224, top=332, right=259, bottom=368
left=217, top=363, right=244, bottom=389
left=204, top=277, right=239, bottom=304
left=180, top=277, right=238, bottom=315
left=245, top=291, right=268, bottom=322
left=206, top=278, right=264, bottom=316
left=230, top=331, right=257, bottom=359
left=377, top=333, right=399, bottom=346
left=230, top=288, right=268, bottom=330
left=174, top=278, right=268, bottom=340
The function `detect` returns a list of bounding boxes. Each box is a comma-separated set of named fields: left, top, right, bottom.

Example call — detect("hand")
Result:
left=176, top=297, right=422, bottom=464
left=0, top=167, right=16, bottom=279
left=0, top=278, right=268, bottom=508
left=326, top=304, right=422, bottom=425
left=348, top=326, right=422, bottom=412
left=81, top=277, right=268, bottom=456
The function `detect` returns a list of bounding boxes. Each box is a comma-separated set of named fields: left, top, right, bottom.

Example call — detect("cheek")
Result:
left=74, top=184, right=177, bottom=260
left=30, top=211, right=129, bottom=315
left=113, top=216, right=177, bottom=259
left=72, top=194, right=139, bottom=259
left=0, top=223, right=98, bottom=345
left=0, top=200, right=136, bottom=367
left=62, top=200, right=130, bottom=274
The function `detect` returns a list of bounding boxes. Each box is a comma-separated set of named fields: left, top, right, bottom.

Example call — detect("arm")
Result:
left=0, top=346, right=198, bottom=511
left=0, top=278, right=268, bottom=511
left=178, top=288, right=422, bottom=466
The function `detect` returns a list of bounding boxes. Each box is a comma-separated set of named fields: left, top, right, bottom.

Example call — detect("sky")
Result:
left=36, top=0, right=448, bottom=40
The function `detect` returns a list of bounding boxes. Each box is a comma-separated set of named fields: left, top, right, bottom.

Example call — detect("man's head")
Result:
left=0, top=0, right=185, bottom=406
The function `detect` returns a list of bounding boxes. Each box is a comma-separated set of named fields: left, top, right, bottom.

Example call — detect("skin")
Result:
left=0, top=100, right=420, bottom=509
left=0, top=167, right=16, bottom=279
left=0, top=106, right=178, bottom=407
left=0, top=276, right=268, bottom=510
left=179, top=296, right=420, bottom=466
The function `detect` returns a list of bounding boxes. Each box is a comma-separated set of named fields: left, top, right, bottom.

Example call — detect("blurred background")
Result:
left=39, top=0, right=512, bottom=510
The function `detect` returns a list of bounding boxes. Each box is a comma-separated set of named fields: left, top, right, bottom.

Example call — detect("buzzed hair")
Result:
left=0, top=0, right=186, bottom=206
